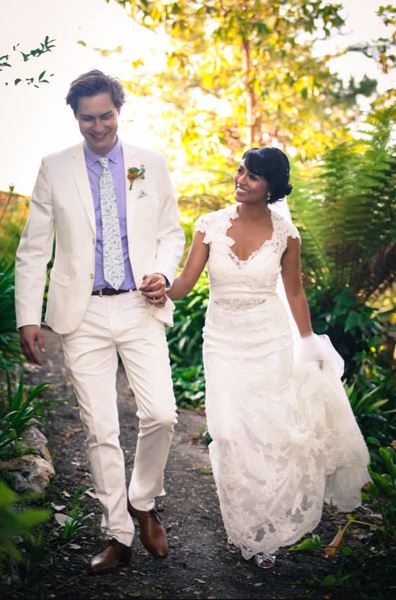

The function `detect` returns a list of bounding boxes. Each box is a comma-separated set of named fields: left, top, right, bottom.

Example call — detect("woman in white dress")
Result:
left=167, top=147, right=370, bottom=569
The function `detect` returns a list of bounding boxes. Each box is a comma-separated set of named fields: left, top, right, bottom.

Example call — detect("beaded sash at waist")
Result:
left=211, top=296, right=273, bottom=310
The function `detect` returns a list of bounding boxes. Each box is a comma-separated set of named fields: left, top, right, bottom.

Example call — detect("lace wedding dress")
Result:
left=197, top=204, right=370, bottom=560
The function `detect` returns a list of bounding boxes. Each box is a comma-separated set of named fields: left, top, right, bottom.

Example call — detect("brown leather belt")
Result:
left=92, top=288, right=135, bottom=296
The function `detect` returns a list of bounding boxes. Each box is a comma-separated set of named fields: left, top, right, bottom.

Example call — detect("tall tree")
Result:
left=111, top=0, right=375, bottom=174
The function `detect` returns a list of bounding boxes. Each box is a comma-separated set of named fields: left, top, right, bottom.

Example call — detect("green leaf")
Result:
left=290, top=533, right=321, bottom=551
left=200, top=466, right=213, bottom=475
left=320, top=574, right=337, bottom=588
left=369, top=470, right=396, bottom=497
left=16, top=508, right=51, bottom=528
left=366, top=436, right=381, bottom=446
left=379, top=447, right=396, bottom=478
left=344, top=311, right=360, bottom=332
left=0, top=482, right=18, bottom=507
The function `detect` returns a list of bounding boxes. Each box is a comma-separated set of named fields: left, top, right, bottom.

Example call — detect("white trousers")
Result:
left=60, top=291, right=177, bottom=546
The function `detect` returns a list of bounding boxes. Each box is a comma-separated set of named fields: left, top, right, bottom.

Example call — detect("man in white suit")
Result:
left=15, top=70, right=185, bottom=574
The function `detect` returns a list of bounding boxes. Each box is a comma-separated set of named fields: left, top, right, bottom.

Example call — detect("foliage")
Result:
left=0, top=186, right=27, bottom=368
left=345, top=340, right=396, bottom=451
left=178, top=174, right=235, bottom=220
left=0, top=260, right=21, bottom=370
left=289, top=109, right=396, bottom=302
left=55, top=488, right=92, bottom=542
left=291, top=514, right=395, bottom=596
left=0, top=480, right=50, bottom=573
left=1, top=36, right=55, bottom=88
left=289, top=107, right=395, bottom=393
left=365, top=445, right=396, bottom=541
left=179, top=216, right=195, bottom=261
left=0, top=189, right=30, bottom=369
left=346, top=379, right=395, bottom=435
left=0, top=188, right=52, bottom=575
left=112, top=0, right=377, bottom=186
left=167, top=272, right=208, bottom=368
left=346, top=4, right=396, bottom=75
left=167, top=268, right=208, bottom=409
left=172, top=364, right=205, bottom=410
left=0, top=188, right=29, bottom=265
left=307, top=286, right=389, bottom=380
left=290, top=532, right=321, bottom=552
left=0, top=368, right=50, bottom=460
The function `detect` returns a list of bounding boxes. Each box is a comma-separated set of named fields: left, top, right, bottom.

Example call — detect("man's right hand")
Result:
left=20, top=325, right=46, bottom=365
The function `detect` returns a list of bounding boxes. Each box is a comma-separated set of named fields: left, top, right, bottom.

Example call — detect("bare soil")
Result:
left=2, top=328, right=390, bottom=600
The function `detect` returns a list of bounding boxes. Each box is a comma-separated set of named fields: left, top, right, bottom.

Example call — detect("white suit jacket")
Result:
left=15, top=142, right=185, bottom=334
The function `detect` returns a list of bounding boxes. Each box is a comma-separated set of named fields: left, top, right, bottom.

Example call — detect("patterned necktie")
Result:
left=99, top=157, right=125, bottom=290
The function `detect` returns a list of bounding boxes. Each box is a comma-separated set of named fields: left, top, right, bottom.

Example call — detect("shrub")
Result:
left=0, top=368, right=50, bottom=461
left=364, top=446, right=396, bottom=542
left=0, top=260, right=21, bottom=370
left=167, top=272, right=208, bottom=369
left=172, top=364, right=205, bottom=411
left=307, top=286, right=390, bottom=381
left=0, top=480, right=50, bottom=574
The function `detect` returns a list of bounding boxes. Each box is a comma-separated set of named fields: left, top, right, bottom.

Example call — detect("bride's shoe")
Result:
left=226, top=538, right=240, bottom=554
left=252, top=552, right=276, bottom=569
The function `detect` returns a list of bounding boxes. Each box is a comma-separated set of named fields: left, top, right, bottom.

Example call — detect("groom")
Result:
left=15, top=70, right=185, bottom=573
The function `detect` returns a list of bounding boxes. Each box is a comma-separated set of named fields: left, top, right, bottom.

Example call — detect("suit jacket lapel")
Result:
left=70, top=143, right=96, bottom=234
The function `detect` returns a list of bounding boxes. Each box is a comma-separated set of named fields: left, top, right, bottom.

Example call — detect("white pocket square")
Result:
left=137, top=190, right=148, bottom=199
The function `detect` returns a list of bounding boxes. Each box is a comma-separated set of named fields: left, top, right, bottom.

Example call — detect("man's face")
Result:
left=75, top=92, right=119, bottom=155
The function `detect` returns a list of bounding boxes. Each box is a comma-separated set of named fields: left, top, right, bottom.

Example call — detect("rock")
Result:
left=22, top=425, right=53, bottom=463
left=0, top=455, right=55, bottom=493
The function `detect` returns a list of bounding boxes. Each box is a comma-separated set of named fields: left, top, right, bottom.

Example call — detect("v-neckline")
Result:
left=225, top=205, right=275, bottom=264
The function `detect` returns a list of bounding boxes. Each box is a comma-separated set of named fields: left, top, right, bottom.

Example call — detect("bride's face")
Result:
left=234, top=161, right=270, bottom=204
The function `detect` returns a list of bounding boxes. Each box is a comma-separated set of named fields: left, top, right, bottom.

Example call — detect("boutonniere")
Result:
left=127, top=165, right=145, bottom=190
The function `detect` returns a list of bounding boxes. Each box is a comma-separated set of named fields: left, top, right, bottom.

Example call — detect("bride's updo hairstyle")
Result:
left=243, top=147, right=293, bottom=203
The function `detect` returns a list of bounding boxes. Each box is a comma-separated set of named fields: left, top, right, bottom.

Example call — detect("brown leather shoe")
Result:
left=89, top=538, right=132, bottom=574
left=127, top=500, right=168, bottom=558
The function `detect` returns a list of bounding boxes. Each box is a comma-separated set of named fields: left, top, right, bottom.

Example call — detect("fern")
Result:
left=290, top=112, right=396, bottom=301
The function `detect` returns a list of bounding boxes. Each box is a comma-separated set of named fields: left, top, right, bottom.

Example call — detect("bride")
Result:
left=167, top=147, right=370, bottom=569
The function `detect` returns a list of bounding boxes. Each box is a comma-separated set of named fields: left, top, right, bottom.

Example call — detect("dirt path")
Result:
left=6, top=328, right=354, bottom=600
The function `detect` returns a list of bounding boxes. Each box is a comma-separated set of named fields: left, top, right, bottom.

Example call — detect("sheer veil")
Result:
left=269, top=199, right=300, bottom=347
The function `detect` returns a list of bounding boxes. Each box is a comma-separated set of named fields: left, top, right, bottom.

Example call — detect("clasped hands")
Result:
left=139, top=273, right=168, bottom=307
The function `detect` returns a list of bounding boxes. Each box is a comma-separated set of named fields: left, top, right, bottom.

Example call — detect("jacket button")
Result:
left=89, top=273, right=94, bottom=279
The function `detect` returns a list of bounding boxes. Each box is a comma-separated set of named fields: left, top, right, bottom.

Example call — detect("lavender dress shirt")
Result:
left=84, top=139, right=136, bottom=291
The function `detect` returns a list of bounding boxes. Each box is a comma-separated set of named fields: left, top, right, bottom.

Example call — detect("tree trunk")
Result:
left=241, top=36, right=259, bottom=146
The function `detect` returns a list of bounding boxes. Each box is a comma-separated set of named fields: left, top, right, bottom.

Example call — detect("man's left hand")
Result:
left=139, top=273, right=168, bottom=306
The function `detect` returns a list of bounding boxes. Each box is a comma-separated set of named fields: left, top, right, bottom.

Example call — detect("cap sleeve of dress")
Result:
left=195, top=206, right=239, bottom=245
left=286, top=220, right=300, bottom=241
left=272, top=213, right=301, bottom=255
left=195, top=213, right=215, bottom=245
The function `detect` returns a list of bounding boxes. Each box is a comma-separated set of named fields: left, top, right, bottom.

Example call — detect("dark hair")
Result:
left=243, top=147, right=293, bottom=203
left=66, top=70, right=125, bottom=114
